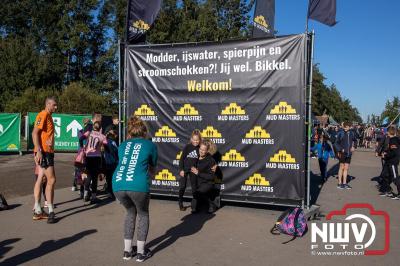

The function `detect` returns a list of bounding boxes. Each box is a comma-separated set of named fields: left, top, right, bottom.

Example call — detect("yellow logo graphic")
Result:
left=133, top=20, right=150, bottom=31
left=254, top=15, right=269, bottom=28
left=7, top=144, right=17, bottom=150
left=134, top=105, right=155, bottom=116
left=155, top=169, right=176, bottom=181
left=270, top=150, right=296, bottom=163
left=270, top=102, right=296, bottom=114
left=244, top=173, right=270, bottom=186
left=245, top=126, right=270, bottom=138
left=222, top=149, right=245, bottom=162
left=155, top=126, right=176, bottom=137
left=201, top=126, right=222, bottom=138
left=221, top=103, right=246, bottom=115
left=176, top=104, right=199, bottom=115
left=176, top=151, right=182, bottom=160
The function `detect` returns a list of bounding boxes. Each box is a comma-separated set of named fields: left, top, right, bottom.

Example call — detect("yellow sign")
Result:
left=201, top=126, right=222, bottom=138
left=133, top=20, right=150, bottom=31
left=222, top=149, right=245, bottom=162
left=221, top=103, right=246, bottom=115
left=155, top=169, right=176, bottom=181
left=270, top=150, right=296, bottom=163
left=134, top=104, right=155, bottom=116
left=270, top=102, right=296, bottom=114
left=254, top=15, right=269, bottom=28
left=244, top=173, right=270, bottom=186
left=7, top=144, right=17, bottom=150
left=155, top=126, right=176, bottom=137
left=176, top=151, right=182, bottom=160
left=245, top=126, right=270, bottom=138
left=176, top=104, right=199, bottom=115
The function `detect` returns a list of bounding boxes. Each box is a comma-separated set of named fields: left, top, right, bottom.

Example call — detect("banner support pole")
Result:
left=118, top=39, right=122, bottom=145
left=306, top=30, right=315, bottom=209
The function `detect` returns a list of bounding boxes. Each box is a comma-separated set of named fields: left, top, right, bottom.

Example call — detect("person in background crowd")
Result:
left=379, top=126, right=399, bottom=198
left=376, top=129, right=390, bottom=192
left=104, top=130, right=119, bottom=200
left=190, top=139, right=218, bottom=213
left=335, top=121, right=357, bottom=189
left=32, top=96, right=58, bottom=223
left=105, top=114, right=120, bottom=144
left=178, top=130, right=202, bottom=211
left=112, top=116, right=157, bottom=262
left=312, top=135, right=335, bottom=182
left=83, top=121, right=107, bottom=204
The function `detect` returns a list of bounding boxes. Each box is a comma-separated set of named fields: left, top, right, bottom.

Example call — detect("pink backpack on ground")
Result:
left=270, top=207, right=308, bottom=243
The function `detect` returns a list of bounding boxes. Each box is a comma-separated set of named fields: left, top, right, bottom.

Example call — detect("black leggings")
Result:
left=178, top=173, right=197, bottom=201
left=85, top=157, right=101, bottom=194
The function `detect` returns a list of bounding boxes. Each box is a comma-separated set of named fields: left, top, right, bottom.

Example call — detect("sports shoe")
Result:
left=136, top=249, right=152, bottom=262
left=344, top=184, right=352, bottom=190
left=71, top=186, right=77, bottom=191
left=33, top=210, right=48, bottom=220
left=123, top=251, right=132, bottom=260
left=391, top=195, right=400, bottom=200
left=379, top=192, right=387, bottom=196
left=47, top=212, right=56, bottom=224
left=385, top=192, right=395, bottom=198
left=123, top=246, right=137, bottom=260
left=337, top=184, right=344, bottom=189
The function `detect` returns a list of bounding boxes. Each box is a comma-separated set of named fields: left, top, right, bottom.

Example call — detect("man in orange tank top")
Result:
left=32, top=96, right=58, bottom=224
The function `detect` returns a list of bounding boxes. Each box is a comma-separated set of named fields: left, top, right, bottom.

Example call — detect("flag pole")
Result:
left=306, top=30, right=315, bottom=209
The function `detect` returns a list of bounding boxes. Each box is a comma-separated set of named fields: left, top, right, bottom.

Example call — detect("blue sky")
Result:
left=273, top=0, right=400, bottom=121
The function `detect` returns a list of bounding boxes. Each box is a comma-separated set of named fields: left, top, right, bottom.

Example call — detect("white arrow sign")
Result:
left=66, top=120, right=83, bottom=137
left=0, top=124, right=3, bottom=135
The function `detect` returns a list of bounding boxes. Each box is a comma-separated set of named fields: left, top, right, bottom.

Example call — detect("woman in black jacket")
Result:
left=190, top=139, right=217, bottom=213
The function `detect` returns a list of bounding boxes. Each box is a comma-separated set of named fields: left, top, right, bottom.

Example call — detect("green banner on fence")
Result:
left=0, top=113, right=21, bottom=152
left=27, top=112, right=91, bottom=151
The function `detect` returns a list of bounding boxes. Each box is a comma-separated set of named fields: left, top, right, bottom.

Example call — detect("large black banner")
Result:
left=126, top=34, right=306, bottom=204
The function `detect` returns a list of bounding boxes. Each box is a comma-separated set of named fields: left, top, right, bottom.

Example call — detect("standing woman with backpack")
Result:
left=112, top=116, right=157, bottom=262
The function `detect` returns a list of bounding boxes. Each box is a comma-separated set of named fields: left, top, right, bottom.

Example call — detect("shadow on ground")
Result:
left=0, top=230, right=97, bottom=265
left=147, top=213, right=215, bottom=254
left=0, top=238, right=21, bottom=260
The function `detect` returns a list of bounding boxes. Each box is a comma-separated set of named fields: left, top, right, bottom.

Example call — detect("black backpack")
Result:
left=0, top=193, right=9, bottom=210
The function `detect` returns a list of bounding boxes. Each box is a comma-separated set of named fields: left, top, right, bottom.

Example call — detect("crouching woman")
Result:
left=112, top=116, right=157, bottom=262
left=190, top=139, right=217, bottom=213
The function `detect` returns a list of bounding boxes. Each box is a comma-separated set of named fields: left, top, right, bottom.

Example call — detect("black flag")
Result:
left=307, top=0, right=337, bottom=26
left=126, top=0, right=162, bottom=44
left=252, top=0, right=275, bottom=38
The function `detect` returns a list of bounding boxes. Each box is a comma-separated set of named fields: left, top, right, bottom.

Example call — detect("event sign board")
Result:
left=27, top=113, right=91, bottom=151
left=0, top=113, right=21, bottom=152
left=126, top=34, right=306, bottom=203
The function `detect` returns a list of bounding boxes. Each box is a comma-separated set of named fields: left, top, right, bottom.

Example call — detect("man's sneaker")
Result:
left=71, top=186, right=77, bottom=191
left=385, top=192, right=395, bottom=198
left=47, top=212, right=56, bottom=224
left=337, top=184, right=344, bottom=189
left=136, top=249, right=152, bottom=262
left=33, top=210, right=48, bottom=220
left=344, top=184, right=352, bottom=190
left=391, top=194, right=400, bottom=200
left=379, top=191, right=387, bottom=196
